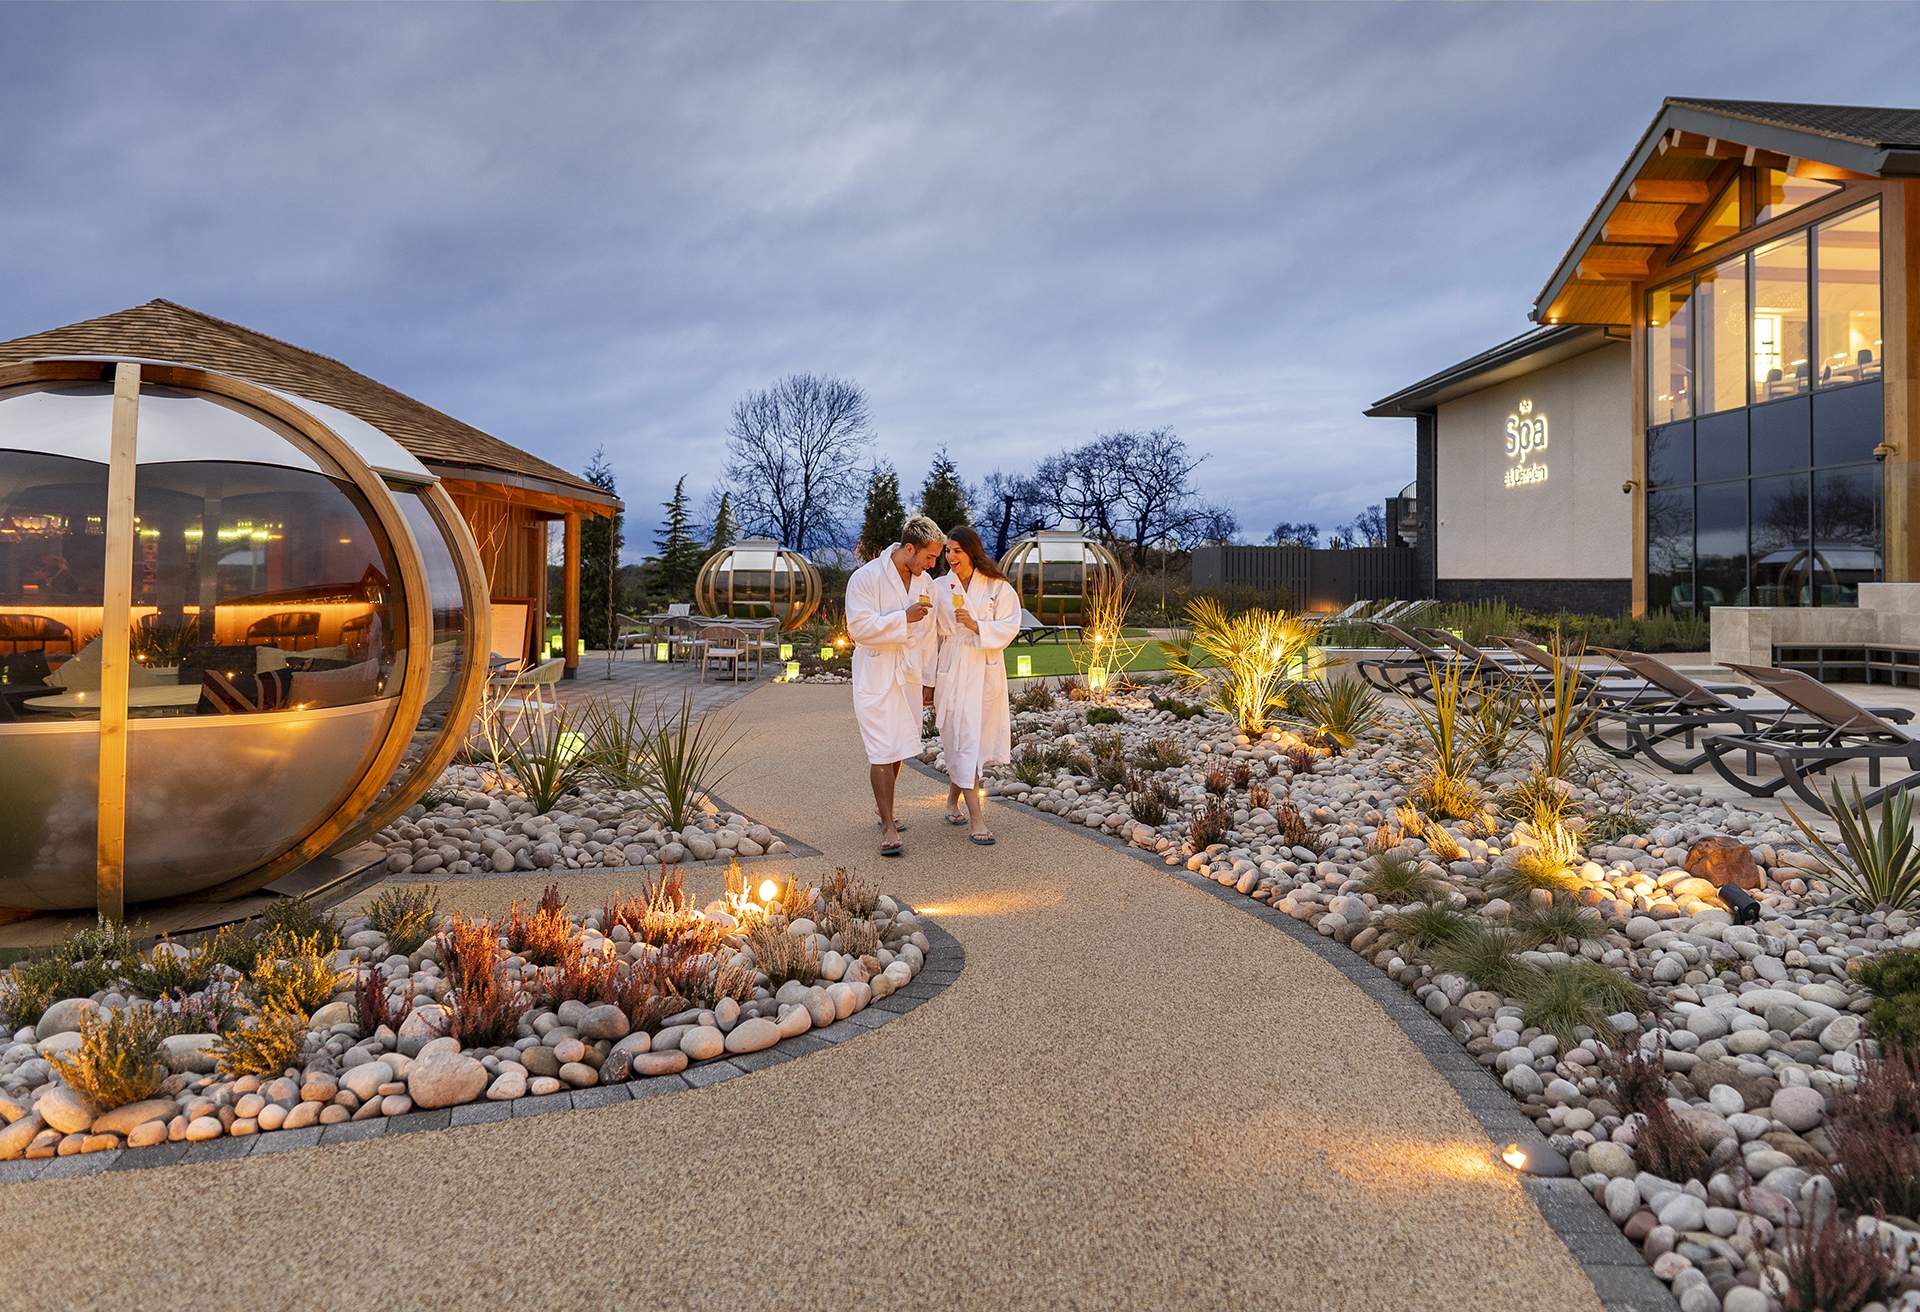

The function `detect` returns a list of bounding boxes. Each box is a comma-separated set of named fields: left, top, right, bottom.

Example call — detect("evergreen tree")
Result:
left=707, top=491, right=738, bottom=553
left=655, top=475, right=702, bottom=599
left=918, top=447, right=970, bottom=530
left=858, top=464, right=907, bottom=561
left=578, top=447, right=624, bottom=649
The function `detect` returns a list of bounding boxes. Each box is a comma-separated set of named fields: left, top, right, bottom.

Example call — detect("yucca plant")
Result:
left=578, top=693, right=654, bottom=790
left=1466, top=683, right=1523, bottom=770
left=1292, top=677, right=1383, bottom=753
left=639, top=692, right=748, bottom=832
left=502, top=707, right=593, bottom=814
left=1520, top=629, right=1599, bottom=779
left=1170, top=597, right=1315, bottom=735
left=1785, top=780, right=1920, bottom=912
left=1403, top=659, right=1483, bottom=820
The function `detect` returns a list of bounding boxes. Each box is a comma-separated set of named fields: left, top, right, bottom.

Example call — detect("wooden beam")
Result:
left=1602, top=214, right=1681, bottom=244
left=562, top=511, right=581, bottom=673
left=96, top=363, right=140, bottom=924
left=1627, top=179, right=1710, bottom=205
left=1885, top=181, right=1920, bottom=584
left=1629, top=304, right=1647, bottom=618
left=1577, top=246, right=1653, bottom=281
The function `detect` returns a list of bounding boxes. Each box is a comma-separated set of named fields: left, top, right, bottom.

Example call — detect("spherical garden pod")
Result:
left=0, top=357, right=489, bottom=913
left=998, top=527, right=1123, bottom=628
left=694, top=536, right=821, bottom=630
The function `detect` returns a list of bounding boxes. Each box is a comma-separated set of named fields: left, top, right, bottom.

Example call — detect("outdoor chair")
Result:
left=697, top=624, right=747, bottom=683
left=1696, top=664, right=1920, bottom=813
left=493, top=656, right=566, bottom=739
left=1354, top=621, right=1486, bottom=697
left=0, top=613, right=73, bottom=655
left=1015, top=607, right=1080, bottom=645
left=1498, top=633, right=1748, bottom=707
left=247, top=610, right=322, bottom=650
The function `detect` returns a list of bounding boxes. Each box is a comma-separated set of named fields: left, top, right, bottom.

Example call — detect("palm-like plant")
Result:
left=1785, top=780, right=1920, bottom=912
left=640, top=692, right=748, bottom=832
left=501, top=707, right=593, bottom=814
left=1169, top=597, right=1314, bottom=735
left=1402, top=659, right=1482, bottom=819
left=579, top=693, right=653, bottom=790
left=1293, top=677, right=1384, bottom=752
left=1522, top=629, right=1599, bottom=779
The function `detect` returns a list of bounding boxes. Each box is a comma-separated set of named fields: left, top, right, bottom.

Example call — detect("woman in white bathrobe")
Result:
left=931, top=525, right=1020, bottom=844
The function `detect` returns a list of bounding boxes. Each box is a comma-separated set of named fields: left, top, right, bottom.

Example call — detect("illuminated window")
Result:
left=1756, top=169, right=1839, bottom=226
left=1647, top=281, right=1694, bottom=424
left=1815, top=202, right=1881, bottom=388
left=1687, top=182, right=1739, bottom=253
left=1695, top=254, right=1747, bottom=414
left=1752, top=233, right=1809, bottom=402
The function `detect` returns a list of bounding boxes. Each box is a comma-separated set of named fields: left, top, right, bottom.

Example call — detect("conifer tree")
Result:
left=655, top=475, right=702, bottom=599
left=858, top=465, right=907, bottom=560
left=918, top=447, right=970, bottom=530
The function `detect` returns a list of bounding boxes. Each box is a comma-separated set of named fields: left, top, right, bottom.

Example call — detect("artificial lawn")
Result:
left=1003, top=632, right=1199, bottom=678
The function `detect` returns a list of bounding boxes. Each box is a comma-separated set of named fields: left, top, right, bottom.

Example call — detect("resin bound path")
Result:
left=1, top=685, right=1607, bottom=1312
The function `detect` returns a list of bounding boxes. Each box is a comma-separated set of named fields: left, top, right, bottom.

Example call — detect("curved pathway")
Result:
left=1, top=685, right=1604, bottom=1311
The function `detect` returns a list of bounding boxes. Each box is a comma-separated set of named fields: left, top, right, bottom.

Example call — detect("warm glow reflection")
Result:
left=910, top=889, right=1067, bottom=918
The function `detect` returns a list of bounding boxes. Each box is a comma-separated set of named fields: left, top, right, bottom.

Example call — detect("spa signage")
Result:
left=1503, top=398, right=1548, bottom=489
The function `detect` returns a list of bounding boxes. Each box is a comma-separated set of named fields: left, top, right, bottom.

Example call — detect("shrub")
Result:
left=151, top=983, right=243, bottom=1038
left=1857, top=948, right=1920, bottom=1054
left=49, top=1006, right=167, bottom=1110
left=1189, top=797, right=1232, bottom=850
left=578, top=693, right=654, bottom=790
left=256, top=895, right=341, bottom=956
left=1282, top=744, right=1317, bottom=776
left=1085, top=706, right=1122, bottom=726
left=823, top=867, right=880, bottom=918
left=1134, top=737, right=1188, bottom=771
left=1012, top=681, right=1055, bottom=713
left=839, top=918, right=881, bottom=960
left=1379, top=902, right=1474, bottom=956
left=1230, top=760, right=1253, bottom=789
left=1292, top=678, right=1384, bottom=753
left=1519, top=962, right=1644, bottom=1047
left=445, top=952, right=530, bottom=1048
left=1608, top=1046, right=1708, bottom=1182
left=1170, top=598, right=1314, bottom=734
left=213, top=1004, right=309, bottom=1079
left=1432, top=924, right=1539, bottom=997
left=506, top=884, right=571, bottom=966
left=1826, top=1050, right=1920, bottom=1219
left=121, top=936, right=220, bottom=1000
left=1203, top=769, right=1229, bottom=796
left=365, top=884, right=440, bottom=956
left=1010, top=747, right=1050, bottom=786
left=1148, top=693, right=1205, bottom=721
left=1247, top=781, right=1271, bottom=811
left=1776, top=1208, right=1900, bottom=1312
left=746, top=921, right=819, bottom=988
left=1, top=957, right=76, bottom=1032
left=1361, top=852, right=1439, bottom=904
left=355, top=967, right=413, bottom=1033
left=639, top=692, right=748, bottom=832
left=1584, top=805, right=1646, bottom=847
left=1090, top=743, right=1130, bottom=793
left=601, top=956, right=678, bottom=1032
left=1786, top=780, right=1920, bottom=913
left=1273, top=800, right=1317, bottom=852
left=248, top=930, right=349, bottom=1018
left=501, top=711, right=592, bottom=815
left=1510, top=900, right=1605, bottom=950
left=1128, top=772, right=1177, bottom=827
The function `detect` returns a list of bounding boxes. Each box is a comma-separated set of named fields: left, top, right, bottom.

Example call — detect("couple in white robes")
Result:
left=844, top=517, right=1019, bottom=856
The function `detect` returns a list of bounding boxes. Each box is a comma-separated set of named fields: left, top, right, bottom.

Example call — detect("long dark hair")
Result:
left=946, top=524, right=1006, bottom=581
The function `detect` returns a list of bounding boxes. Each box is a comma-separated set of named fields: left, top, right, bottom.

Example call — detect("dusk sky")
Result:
left=7, top=3, right=1919, bottom=557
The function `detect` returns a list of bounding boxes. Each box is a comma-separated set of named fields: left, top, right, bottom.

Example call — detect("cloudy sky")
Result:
left=6, top=3, right=1918, bottom=556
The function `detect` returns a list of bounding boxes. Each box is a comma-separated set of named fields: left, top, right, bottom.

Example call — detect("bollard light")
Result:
left=655, top=641, right=670, bottom=663
left=1015, top=653, right=1032, bottom=678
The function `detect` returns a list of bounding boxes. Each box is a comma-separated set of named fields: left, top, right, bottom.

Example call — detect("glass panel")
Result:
left=1688, top=183, right=1739, bottom=253
left=1813, top=380, right=1883, bottom=467
left=1812, top=466, right=1881, bottom=606
left=1750, top=474, right=1810, bottom=606
left=1752, top=232, right=1810, bottom=402
left=1750, top=395, right=1810, bottom=476
left=1695, top=255, right=1748, bottom=414
left=1695, top=482, right=1747, bottom=610
left=130, top=388, right=324, bottom=472
left=1647, top=281, right=1694, bottom=423
left=1695, top=410, right=1748, bottom=483
left=1647, top=421, right=1692, bottom=488
left=1756, top=169, right=1839, bottom=226
left=398, top=493, right=465, bottom=726
left=1815, top=203, right=1882, bottom=388
left=1646, top=489, right=1694, bottom=613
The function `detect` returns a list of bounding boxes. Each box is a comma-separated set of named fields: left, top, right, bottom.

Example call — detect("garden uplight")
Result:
left=785, top=660, right=800, bottom=681
left=779, top=642, right=793, bottom=661
left=1500, top=1141, right=1569, bottom=1177
left=820, top=645, right=833, bottom=661
left=655, top=641, right=670, bottom=662
left=758, top=878, right=780, bottom=904
left=1015, top=653, right=1032, bottom=678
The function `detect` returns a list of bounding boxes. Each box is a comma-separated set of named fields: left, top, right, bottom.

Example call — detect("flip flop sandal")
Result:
left=878, top=819, right=908, bottom=833
left=945, top=811, right=968, bottom=825
left=880, top=840, right=904, bottom=858
left=969, top=832, right=996, bottom=846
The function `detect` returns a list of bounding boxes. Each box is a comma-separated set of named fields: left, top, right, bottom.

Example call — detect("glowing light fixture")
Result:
left=757, top=877, right=780, bottom=904
left=820, top=645, right=834, bottom=661
left=785, top=660, right=800, bottom=681
left=1015, top=652, right=1032, bottom=678
left=1500, top=1141, right=1569, bottom=1177
left=1088, top=664, right=1107, bottom=693
left=779, top=642, right=793, bottom=661
left=655, top=641, right=670, bottom=663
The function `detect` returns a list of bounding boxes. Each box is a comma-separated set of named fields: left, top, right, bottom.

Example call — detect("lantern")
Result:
left=693, top=537, right=821, bottom=630
left=998, top=526, right=1123, bottom=630
left=0, top=358, right=489, bottom=915
left=1015, top=652, right=1032, bottom=678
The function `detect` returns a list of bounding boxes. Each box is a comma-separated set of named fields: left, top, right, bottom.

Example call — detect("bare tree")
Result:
left=976, top=469, right=1049, bottom=558
left=1035, top=428, right=1234, bottom=565
left=724, top=374, right=872, bottom=554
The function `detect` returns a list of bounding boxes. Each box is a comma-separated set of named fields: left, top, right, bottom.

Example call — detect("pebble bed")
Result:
left=0, top=893, right=929, bottom=1164
left=921, top=688, right=1920, bottom=1312
left=375, top=764, right=790, bottom=875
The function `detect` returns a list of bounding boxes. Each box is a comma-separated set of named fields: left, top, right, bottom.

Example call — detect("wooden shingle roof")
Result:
left=0, top=299, right=615, bottom=507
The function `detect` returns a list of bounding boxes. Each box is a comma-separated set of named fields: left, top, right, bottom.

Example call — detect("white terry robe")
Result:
left=845, top=548, right=937, bottom=766
left=932, top=570, right=1019, bottom=788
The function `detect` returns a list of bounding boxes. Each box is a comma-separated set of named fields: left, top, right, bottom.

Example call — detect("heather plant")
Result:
left=1134, top=736, right=1189, bottom=771
left=506, top=884, right=571, bottom=966
left=355, top=966, right=413, bottom=1033
left=1189, top=797, right=1233, bottom=850
left=49, top=1006, right=167, bottom=1109
left=366, top=884, right=440, bottom=956
left=443, top=925, right=531, bottom=1047
left=1775, top=1209, right=1901, bottom=1312
left=839, top=918, right=881, bottom=960
left=1230, top=760, right=1254, bottom=789
left=1273, top=799, right=1317, bottom=852
left=248, top=930, right=349, bottom=1018
left=1127, top=772, right=1177, bottom=827
left=746, top=920, right=819, bottom=988
left=1826, top=1049, right=1920, bottom=1219
left=151, top=983, right=243, bottom=1038
left=122, top=935, right=221, bottom=1000
left=823, top=867, right=880, bottom=918
left=256, top=894, right=342, bottom=956
left=1011, top=681, right=1055, bottom=713
left=212, top=1004, right=308, bottom=1079
left=1608, top=1046, right=1707, bottom=1183
left=1203, top=769, right=1229, bottom=796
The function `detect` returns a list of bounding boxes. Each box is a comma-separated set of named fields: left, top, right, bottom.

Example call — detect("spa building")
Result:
left=1369, top=97, right=1920, bottom=637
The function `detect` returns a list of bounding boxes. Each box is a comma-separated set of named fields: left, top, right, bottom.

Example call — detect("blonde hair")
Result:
left=901, top=515, right=944, bottom=547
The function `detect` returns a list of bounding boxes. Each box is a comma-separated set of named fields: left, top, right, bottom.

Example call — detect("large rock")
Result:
left=1770, top=1087, right=1826, bottom=1132
left=578, top=1004, right=629, bottom=1042
left=0, top=1113, right=46, bottom=1161
left=1683, top=837, right=1764, bottom=891
left=90, top=1098, right=176, bottom=1137
left=723, top=1017, right=779, bottom=1055
left=396, top=1006, right=447, bottom=1057
left=161, top=1032, right=221, bottom=1075
left=341, top=1061, right=394, bottom=1102
left=36, top=1086, right=97, bottom=1136
left=406, top=1053, right=488, bottom=1109
left=36, top=997, right=99, bottom=1039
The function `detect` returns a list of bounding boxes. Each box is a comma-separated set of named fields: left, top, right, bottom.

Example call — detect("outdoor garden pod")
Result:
left=0, top=357, right=490, bottom=917
left=693, top=536, right=822, bottom=630
left=998, top=526, right=1123, bottom=629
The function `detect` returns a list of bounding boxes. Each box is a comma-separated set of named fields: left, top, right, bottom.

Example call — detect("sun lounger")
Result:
left=1700, top=663, right=1920, bottom=813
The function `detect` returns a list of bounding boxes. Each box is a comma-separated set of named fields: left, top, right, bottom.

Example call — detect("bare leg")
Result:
left=870, top=762, right=900, bottom=844
left=946, top=783, right=965, bottom=821
left=965, top=784, right=990, bottom=839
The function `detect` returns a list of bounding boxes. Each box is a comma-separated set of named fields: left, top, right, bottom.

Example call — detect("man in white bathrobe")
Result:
left=845, top=515, right=945, bottom=855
